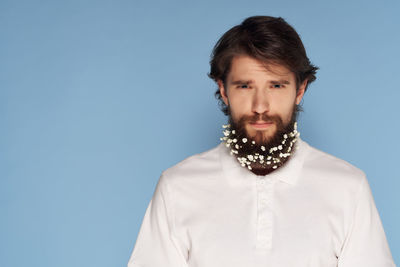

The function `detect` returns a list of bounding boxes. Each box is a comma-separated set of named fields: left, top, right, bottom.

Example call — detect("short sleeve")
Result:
left=338, top=175, right=395, bottom=266
left=127, top=174, right=188, bottom=267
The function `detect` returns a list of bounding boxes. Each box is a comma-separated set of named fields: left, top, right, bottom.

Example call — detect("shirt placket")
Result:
left=256, top=177, right=275, bottom=250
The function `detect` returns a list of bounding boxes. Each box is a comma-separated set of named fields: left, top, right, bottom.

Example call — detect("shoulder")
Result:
left=301, top=140, right=367, bottom=189
left=299, top=140, right=371, bottom=215
left=304, top=141, right=365, bottom=175
left=161, top=143, right=224, bottom=183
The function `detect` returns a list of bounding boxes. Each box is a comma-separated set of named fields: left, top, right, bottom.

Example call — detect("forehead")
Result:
left=227, top=55, right=294, bottom=81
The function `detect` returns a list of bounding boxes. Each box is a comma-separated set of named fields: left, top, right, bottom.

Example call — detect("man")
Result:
left=127, top=16, right=395, bottom=267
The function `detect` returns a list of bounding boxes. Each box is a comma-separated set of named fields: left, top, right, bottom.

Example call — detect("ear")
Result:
left=295, top=79, right=307, bottom=105
left=217, top=80, right=229, bottom=106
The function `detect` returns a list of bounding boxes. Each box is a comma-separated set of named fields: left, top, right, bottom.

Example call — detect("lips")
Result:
left=249, top=121, right=273, bottom=129
left=250, top=121, right=273, bottom=125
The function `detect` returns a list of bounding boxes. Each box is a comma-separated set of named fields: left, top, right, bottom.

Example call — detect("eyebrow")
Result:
left=271, top=79, right=290, bottom=85
left=231, top=80, right=254, bottom=85
left=230, top=79, right=291, bottom=85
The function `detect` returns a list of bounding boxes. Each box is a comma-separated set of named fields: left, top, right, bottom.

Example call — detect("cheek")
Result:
left=276, top=99, right=295, bottom=112
left=270, top=94, right=297, bottom=120
left=228, top=94, right=250, bottom=114
left=228, top=103, right=243, bottom=121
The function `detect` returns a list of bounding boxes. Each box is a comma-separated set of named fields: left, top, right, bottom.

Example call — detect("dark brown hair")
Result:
left=208, top=16, right=318, bottom=115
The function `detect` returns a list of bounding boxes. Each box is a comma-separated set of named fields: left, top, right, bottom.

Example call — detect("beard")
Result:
left=228, top=104, right=299, bottom=153
left=222, top=103, right=301, bottom=174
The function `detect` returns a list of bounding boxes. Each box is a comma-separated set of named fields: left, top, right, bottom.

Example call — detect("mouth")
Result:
left=248, top=121, right=273, bottom=130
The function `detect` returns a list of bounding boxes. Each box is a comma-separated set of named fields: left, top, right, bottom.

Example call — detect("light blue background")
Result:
left=1, top=0, right=399, bottom=266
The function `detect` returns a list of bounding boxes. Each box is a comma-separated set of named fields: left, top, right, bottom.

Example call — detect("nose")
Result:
left=251, top=88, right=269, bottom=114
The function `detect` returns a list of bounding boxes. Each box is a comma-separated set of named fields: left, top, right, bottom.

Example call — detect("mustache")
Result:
left=239, top=113, right=282, bottom=124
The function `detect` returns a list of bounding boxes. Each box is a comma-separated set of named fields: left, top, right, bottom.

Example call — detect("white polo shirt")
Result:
left=128, top=139, right=395, bottom=267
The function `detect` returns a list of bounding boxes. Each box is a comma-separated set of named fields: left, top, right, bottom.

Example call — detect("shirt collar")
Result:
left=218, top=138, right=309, bottom=185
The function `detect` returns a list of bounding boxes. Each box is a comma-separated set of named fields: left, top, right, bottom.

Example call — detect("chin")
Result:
left=246, top=126, right=275, bottom=136
left=249, top=131, right=275, bottom=144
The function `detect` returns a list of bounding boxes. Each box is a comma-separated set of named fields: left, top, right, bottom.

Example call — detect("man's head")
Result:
left=209, top=16, right=318, bottom=148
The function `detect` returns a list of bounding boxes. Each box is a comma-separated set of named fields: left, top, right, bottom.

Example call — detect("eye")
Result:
left=272, top=84, right=285, bottom=89
left=237, top=84, right=250, bottom=89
